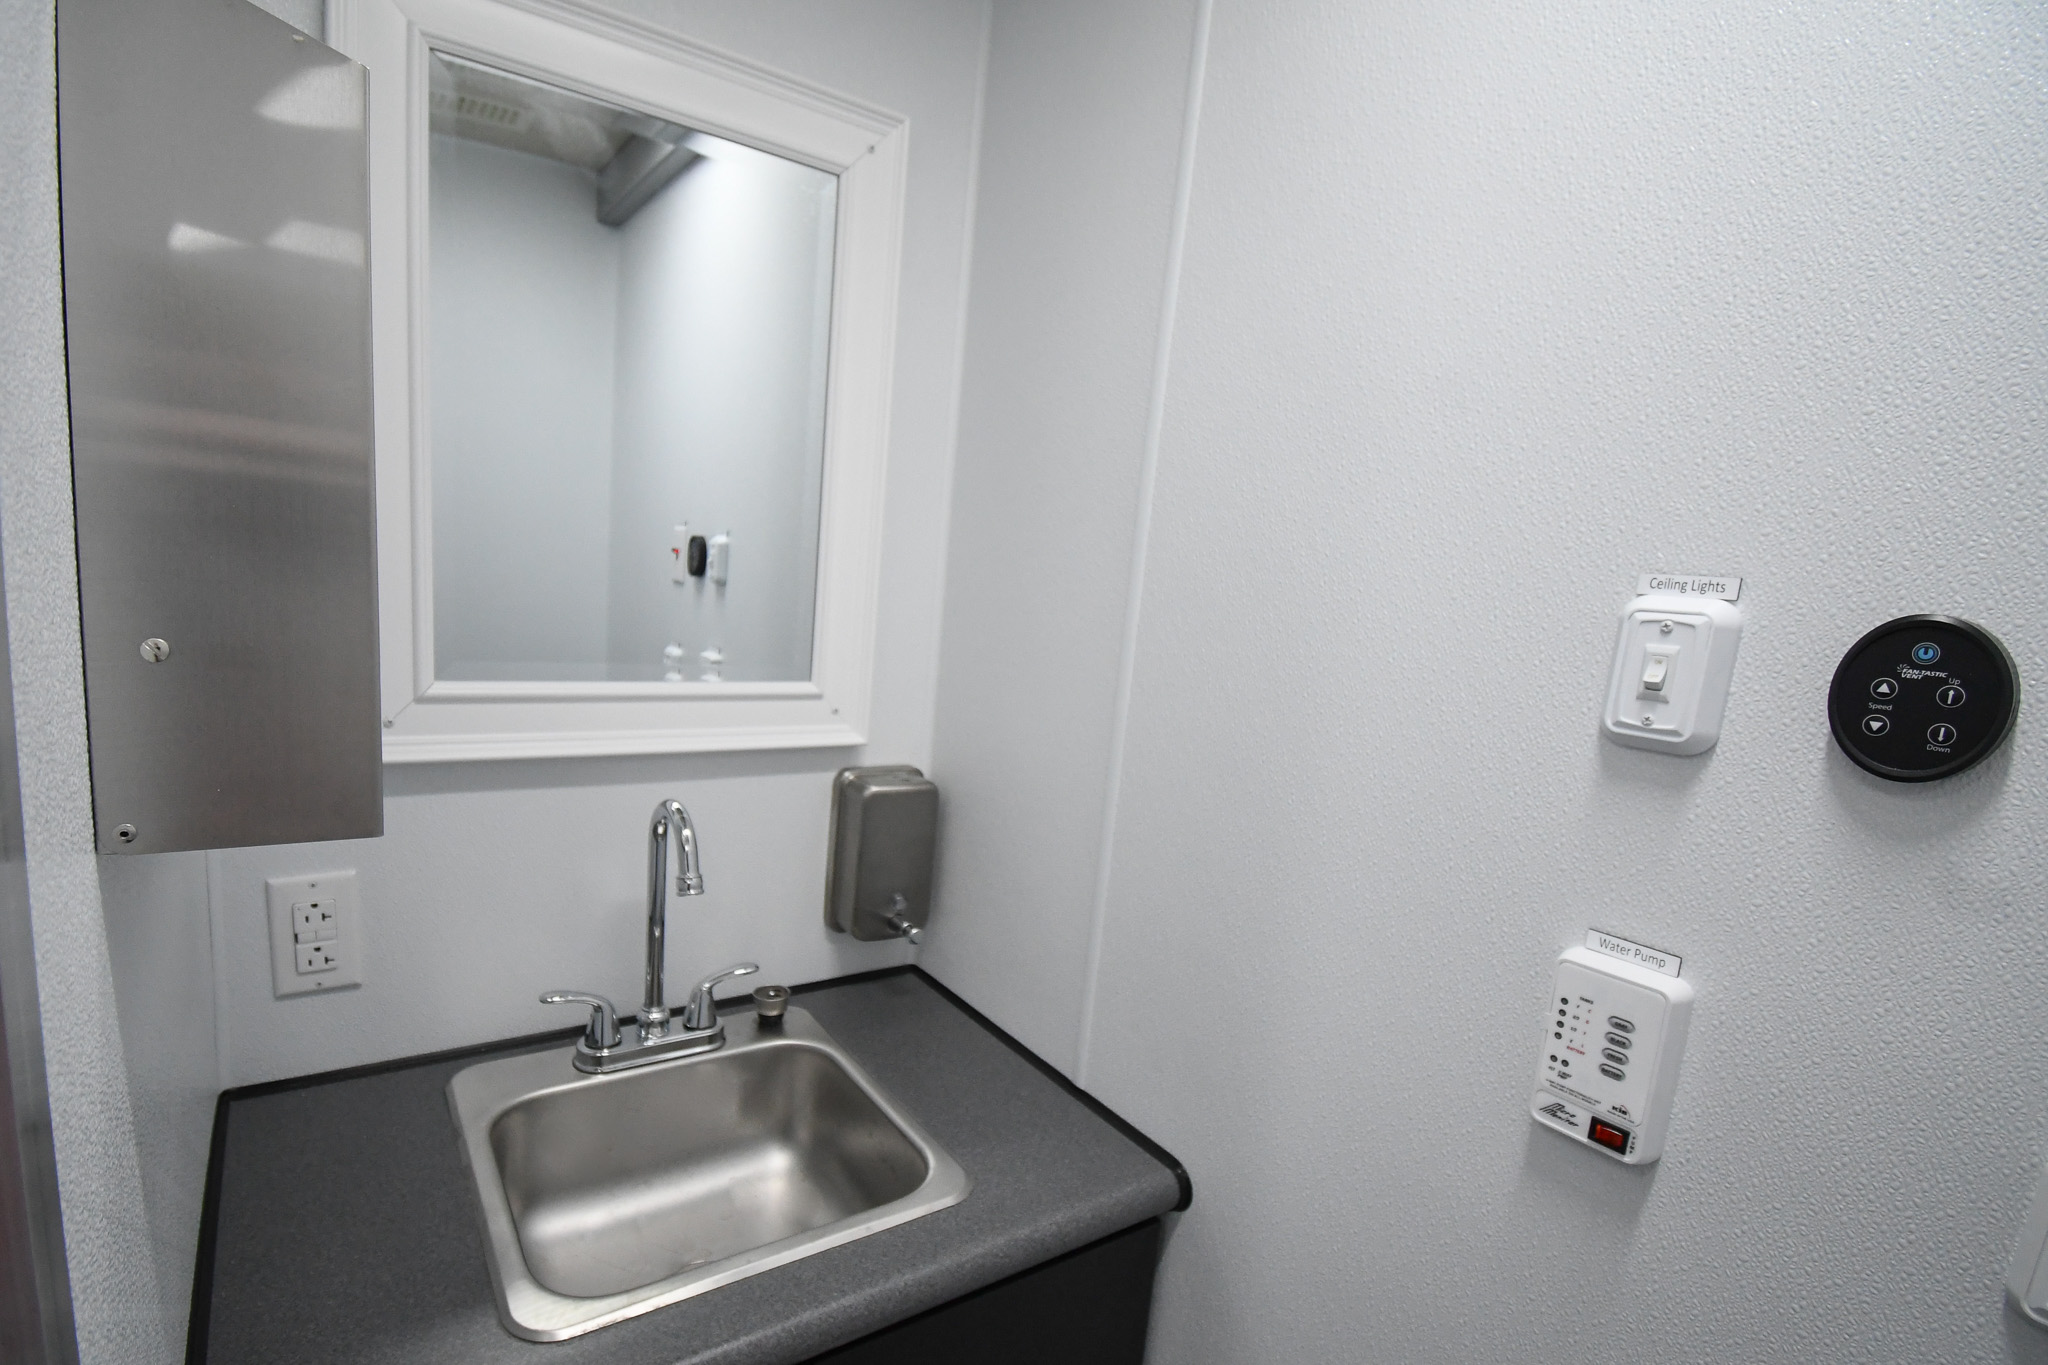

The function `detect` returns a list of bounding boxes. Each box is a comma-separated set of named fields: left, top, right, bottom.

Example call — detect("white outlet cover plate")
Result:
left=267, top=870, right=361, bottom=997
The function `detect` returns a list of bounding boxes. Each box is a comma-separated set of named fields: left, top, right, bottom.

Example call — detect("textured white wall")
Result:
left=0, top=3, right=177, bottom=1359
left=1067, top=1, right=2048, bottom=1362
left=924, top=0, right=1203, bottom=1071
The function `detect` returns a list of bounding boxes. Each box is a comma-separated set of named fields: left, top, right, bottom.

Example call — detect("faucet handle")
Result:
left=541, top=991, right=622, bottom=1052
left=681, top=963, right=758, bottom=1031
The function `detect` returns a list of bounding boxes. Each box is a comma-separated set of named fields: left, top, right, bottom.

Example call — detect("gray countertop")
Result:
left=198, top=968, right=1186, bottom=1364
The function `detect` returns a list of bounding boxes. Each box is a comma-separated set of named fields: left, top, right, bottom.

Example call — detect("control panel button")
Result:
left=1861, top=714, right=1890, bottom=736
left=1928, top=723, right=1957, bottom=745
left=1936, top=684, right=1966, bottom=708
left=1913, top=642, right=1941, bottom=664
left=1870, top=677, right=1899, bottom=699
left=1607, top=1016, right=1634, bottom=1032
left=1599, top=1064, right=1626, bottom=1081
left=1604, top=1032, right=1631, bottom=1050
left=1588, top=1119, right=1631, bottom=1154
left=1602, top=1048, right=1630, bottom=1067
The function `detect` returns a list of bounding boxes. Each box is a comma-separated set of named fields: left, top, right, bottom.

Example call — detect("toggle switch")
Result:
left=1641, top=651, right=1672, bottom=693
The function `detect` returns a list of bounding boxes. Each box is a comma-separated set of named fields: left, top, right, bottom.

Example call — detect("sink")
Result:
left=448, top=1006, right=971, bottom=1340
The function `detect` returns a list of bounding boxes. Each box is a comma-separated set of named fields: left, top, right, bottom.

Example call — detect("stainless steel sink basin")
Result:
left=448, top=1006, right=970, bottom=1340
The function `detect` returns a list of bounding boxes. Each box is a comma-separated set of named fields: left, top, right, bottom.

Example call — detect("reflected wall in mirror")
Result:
left=428, top=52, right=835, bottom=684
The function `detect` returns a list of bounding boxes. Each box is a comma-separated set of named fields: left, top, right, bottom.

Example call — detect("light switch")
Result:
left=707, top=533, right=730, bottom=586
left=1601, top=593, right=1742, bottom=756
left=1640, top=650, right=1672, bottom=693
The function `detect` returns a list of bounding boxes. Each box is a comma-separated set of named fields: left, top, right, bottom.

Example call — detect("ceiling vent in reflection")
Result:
left=595, top=115, right=700, bottom=226
left=435, top=90, right=525, bottom=131
left=427, top=49, right=703, bottom=226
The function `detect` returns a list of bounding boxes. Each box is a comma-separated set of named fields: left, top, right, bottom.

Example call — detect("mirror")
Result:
left=426, top=51, right=836, bottom=684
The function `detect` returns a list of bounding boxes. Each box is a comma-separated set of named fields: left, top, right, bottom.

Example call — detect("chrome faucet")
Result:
left=641, top=799, right=703, bottom=1037
left=542, top=798, right=756, bottom=1073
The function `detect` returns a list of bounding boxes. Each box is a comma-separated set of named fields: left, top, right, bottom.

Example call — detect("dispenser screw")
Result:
left=140, top=638, right=170, bottom=663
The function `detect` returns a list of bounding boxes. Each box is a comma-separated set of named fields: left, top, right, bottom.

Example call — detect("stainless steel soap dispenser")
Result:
left=825, top=766, right=937, bottom=943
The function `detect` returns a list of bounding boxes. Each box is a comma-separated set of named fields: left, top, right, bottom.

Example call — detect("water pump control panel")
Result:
left=1531, top=943, right=1694, bottom=1165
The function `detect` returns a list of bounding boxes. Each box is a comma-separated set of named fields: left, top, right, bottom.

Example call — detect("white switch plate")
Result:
left=267, top=871, right=361, bottom=997
left=1601, top=593, right=1742, bottom=756
left=707, top=532, right=730, bottom=585
left=1530, top=945, right=1693, bottom=1164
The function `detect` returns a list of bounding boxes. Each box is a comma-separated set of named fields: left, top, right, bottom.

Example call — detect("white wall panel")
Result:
left=1078, top=2, right=2048, bottom=1361
left=924, top=0, right=1203, bottom=1073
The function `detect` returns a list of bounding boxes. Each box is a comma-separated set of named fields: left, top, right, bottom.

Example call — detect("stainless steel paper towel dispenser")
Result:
left=57, top=0, right=383, bottom=852
left=825, top=766, right=936, bottom=943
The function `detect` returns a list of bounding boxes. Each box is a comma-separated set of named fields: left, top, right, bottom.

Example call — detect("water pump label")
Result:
left=1584, top=929, right=1682, bottom=977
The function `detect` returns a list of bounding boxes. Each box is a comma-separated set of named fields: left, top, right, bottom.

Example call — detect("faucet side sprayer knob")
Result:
left=681, top=963, right=758, bottom=1032
left=541, top=991, right=622, bottom=1053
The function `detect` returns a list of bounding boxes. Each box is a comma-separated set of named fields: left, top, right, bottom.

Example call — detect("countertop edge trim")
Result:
left=898, top=966, right=1193, bottom=1213
left=184, top=1092, right=231, bottom=1365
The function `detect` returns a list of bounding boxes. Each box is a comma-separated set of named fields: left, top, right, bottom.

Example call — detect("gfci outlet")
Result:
left=267, top=871, right=361, bottom=998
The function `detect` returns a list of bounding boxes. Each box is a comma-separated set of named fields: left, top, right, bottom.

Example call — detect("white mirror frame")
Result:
left=332, top=0, right=905, bottom=762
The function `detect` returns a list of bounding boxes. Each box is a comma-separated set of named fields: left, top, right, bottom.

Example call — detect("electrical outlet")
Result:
left=295, top=941, right=339, bottom=974
left=268, top=871, right=361, bottom=997
left=294, top=901, right=338, bottom=942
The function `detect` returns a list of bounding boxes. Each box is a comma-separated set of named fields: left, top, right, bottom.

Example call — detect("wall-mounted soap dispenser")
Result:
left=825, top=766, right=937, bottom=944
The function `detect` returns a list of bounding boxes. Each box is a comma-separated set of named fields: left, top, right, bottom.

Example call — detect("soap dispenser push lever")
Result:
left=541, top=798, right=758, bottom=1073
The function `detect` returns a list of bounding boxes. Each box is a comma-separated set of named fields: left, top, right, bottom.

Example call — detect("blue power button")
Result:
left=1912, top=642, right=1941, bottom=664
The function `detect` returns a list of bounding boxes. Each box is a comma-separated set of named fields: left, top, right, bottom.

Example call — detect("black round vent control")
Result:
left=1828, top=615, right=2018, bottom=782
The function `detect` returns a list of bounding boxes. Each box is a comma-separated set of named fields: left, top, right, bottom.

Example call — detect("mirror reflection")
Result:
left=427, top=51, right=835, bottom=683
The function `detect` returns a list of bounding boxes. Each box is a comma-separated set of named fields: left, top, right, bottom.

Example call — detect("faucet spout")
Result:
left=644, top=799, right=705, bottom=1034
